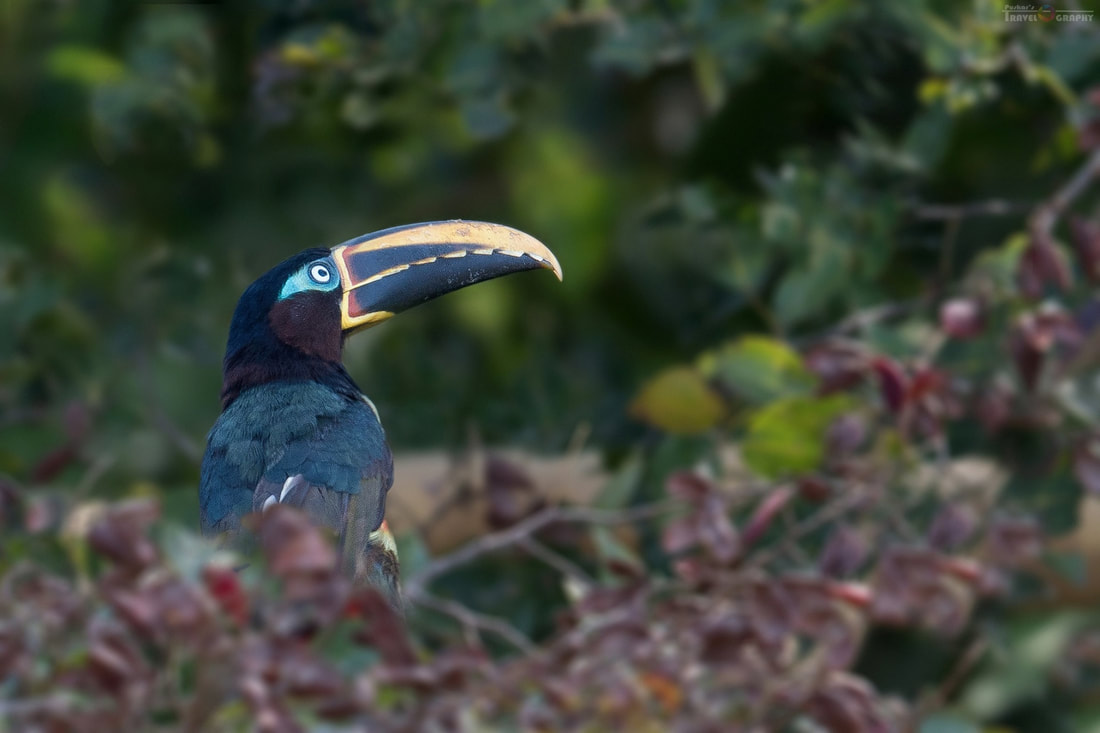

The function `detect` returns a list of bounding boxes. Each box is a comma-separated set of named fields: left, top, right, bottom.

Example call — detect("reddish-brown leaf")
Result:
left=940, top=298, right=984, bottom=339
left=1071, top=217, right=1100, bottom=282
left=665, top=471, right=715, bottom=502
left=927, top=503, right=978, bottom=551
left=826, top=413, right=867, bottom=457
left=870, top=357, right=907, bottom=413
left=819, top=526, right=869, bottom=578
left=87, top=500, right=160, bottom=573
left=204, top=564, right=250, bottom=625
left=804, top=342, right=867, bottom=394
left=741, top=486, right=794, bottom=549
left=256, top=505, right=337, bottom=578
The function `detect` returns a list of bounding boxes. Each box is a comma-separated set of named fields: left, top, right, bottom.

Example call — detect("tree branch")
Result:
left=1031, top=147, right=1100, bottom=237
left=912, top=199, right=1028, bottom=221
left=519, top=536, right=594, bottom=588
left=404, top=502, right=674, bottom=598
left=407, top=590, right=537, bottom=656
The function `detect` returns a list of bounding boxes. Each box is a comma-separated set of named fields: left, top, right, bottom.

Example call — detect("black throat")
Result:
left=220, top=336, right=360, bottom=409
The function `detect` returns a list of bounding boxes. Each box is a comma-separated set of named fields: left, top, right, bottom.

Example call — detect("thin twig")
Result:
left=912, top=199, right=1027, bottom=221
left=136, top=356, right=202, bottom=464
left=518, top=537, right=594, bottom=588
left=408, top=590, right=537, bottom=656
left=405, top=502, right=674, bottom=597
left=752, top=491, right=867, bottom=567
left=1030, top=147, right=1100, bottom=237
left=910, top=637, right=988, bottom=726
left=73, top=454, right=115, bottom=498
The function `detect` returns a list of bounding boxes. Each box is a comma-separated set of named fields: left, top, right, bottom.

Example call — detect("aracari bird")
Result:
left=199, top=221, right=561, bottom=605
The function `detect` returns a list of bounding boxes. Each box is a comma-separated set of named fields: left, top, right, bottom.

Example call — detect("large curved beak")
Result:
left=331, top=220, right=562, bottom=332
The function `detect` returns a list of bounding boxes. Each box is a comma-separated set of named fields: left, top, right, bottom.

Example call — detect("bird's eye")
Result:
left=309, top=263, right=332, bottom=284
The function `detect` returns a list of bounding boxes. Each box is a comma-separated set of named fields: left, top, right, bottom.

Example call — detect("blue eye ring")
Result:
left=308, top=262, right=333, bottom=284
left=277, top=257, right=340, bottom=301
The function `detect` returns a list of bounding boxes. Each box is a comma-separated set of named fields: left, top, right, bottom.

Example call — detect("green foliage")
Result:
left=742, top=394, right=853, bottom=477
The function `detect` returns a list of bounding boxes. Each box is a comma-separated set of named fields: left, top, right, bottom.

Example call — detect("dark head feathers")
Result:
left=220, top=248, right=359, bottom=409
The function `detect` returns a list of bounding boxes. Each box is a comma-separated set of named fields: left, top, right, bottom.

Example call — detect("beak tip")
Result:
left=545, top=257, right=564, bottom=282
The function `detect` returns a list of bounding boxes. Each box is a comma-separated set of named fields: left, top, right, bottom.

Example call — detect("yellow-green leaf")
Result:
left=46, top=46, right=126, bottom=86
left=630, top=367, right=725, bottom=434
left=742, top=395, right=852, bottom=477
left=699, top=335, right=815, bottom=405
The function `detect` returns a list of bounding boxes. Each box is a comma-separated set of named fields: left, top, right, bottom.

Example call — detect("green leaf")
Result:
left=773, top=252, right=845, bottom=328
left=630, top=367, right=725, bottom=434
left=961, top=612, right=1089, bottom=719
left=699, top=336, right=816, bottom=405
left=742, top=395, right=853, bottom=477
left=591, top=526, right=642, bottom=581
left=902, top=103, right=952, bottom=172
left=46, top=46, right=126, bottom=86
left=594, top=455, right=643, bottom=509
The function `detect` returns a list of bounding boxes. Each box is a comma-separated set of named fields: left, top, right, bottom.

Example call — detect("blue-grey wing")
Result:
left=200, top=390, right=392, bottom=543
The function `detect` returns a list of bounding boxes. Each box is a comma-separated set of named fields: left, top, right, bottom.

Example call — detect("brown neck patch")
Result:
left=268, top=294, right=343, bottom=363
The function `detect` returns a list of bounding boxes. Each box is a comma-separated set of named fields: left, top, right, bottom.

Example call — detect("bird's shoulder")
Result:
left=203, top=381, right=387, bottom=492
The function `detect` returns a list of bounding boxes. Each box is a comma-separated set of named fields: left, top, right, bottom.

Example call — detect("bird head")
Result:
left=219, top=220, right=562, bottom=406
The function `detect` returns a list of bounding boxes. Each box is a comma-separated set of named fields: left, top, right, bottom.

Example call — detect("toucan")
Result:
left=198, top=221, right=561, bottom=605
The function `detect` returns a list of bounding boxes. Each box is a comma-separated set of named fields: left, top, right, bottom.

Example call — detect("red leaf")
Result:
left=1018, top=232, right=1071, bottom=298
left=939, top=298, right=984, bottom=339
left=825, top=413, right=867, bottom=456
left=256, top=505, right=337, bottom=578
left=345, top=588, right=417, bottom=665
left=1072, top=217, right=1100, bottom=282
left=204, top=565, right=250, bottom=625
left=741, top=486, right=794, bottom=549
left=664, top=471, right=714, bottom=502
left=485, top=455, right=541, bottom=529
left=926, top=503, right=978, bottom=551
left=660, top=517, right=697, bottom=555
left=1011, top=317, right=1046, bottom=392
left=87, top=500, right=160, bottom=573
left=819, top=526, right=868, bottom=578
left=804, top=342, right=867, bottom=393
left=30, top=444, right=78, bottom=484
left=797, top=474, right=833, bottom=502
left=870, top=357, right=907, bottom=412
left=975, top=379, right=1014, bottom=432
left=985, top=516, right=1043, bottom=567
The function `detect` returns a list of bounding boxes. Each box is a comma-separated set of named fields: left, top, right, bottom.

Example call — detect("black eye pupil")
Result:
left=311, top=265, right=329, bottom=282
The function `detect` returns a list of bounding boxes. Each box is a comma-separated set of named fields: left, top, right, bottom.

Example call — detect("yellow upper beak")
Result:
left=330, top=220, right=562, bottom=332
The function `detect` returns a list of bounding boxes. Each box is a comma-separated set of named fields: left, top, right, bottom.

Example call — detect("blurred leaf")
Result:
left=630, top=367, right=725, bottom=434
left=742, top=395, right=853, bottom=477
left=47, top=46, right=126, bottom=86
left=962, top=612, right=1089, bottom=720
left=590, top=525, right=642, bottom=580
left=773, top=250, right=846, bottom=328
left=699, top=335, right=816, bottom=405
left=594, top=455, right=643, bottom=510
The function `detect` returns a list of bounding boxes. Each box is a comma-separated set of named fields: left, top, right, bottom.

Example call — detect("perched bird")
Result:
left=199, top=221, right=561, bottom=605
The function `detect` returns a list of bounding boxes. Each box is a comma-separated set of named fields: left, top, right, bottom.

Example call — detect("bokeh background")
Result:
left=5, top=1, right=1100, bottom=730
